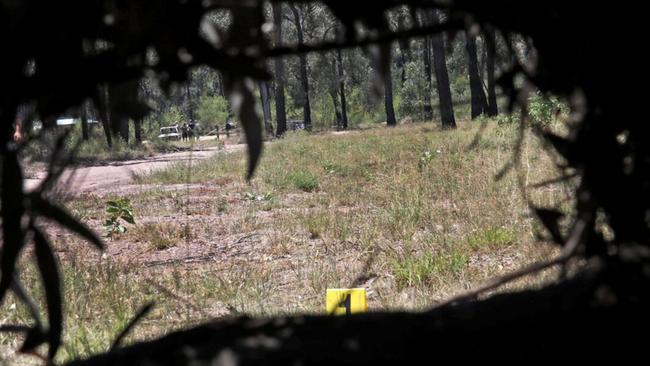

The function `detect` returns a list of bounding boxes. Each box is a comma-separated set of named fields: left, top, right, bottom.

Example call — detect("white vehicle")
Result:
left=158, top=125, right=181, bottom=141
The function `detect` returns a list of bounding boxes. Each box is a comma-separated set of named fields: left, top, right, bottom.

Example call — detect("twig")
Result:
left=434, top=255, right=569, bottom=309
left=143, top=235, right=257, bottom=267
left=0, top=324, right=31, bottom=333
left=146, top=281, right=211, bottom=318
left=110, top=302, right=154, bottom=350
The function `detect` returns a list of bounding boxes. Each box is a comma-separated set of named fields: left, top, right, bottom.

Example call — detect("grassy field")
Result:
left=1, top=121, right=572, bottom=364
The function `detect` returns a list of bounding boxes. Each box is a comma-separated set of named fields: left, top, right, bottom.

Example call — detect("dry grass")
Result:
left=1, top=121, right=572, bottom=364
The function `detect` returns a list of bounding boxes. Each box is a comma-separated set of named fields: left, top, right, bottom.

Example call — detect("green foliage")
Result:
left=288, top=170, right=319, bottom=192
left=417, top=149, right=440, bottom=172
left=391, top=251, right=469, bottom=288
left=397, top=61, right=428, bottom=120
left=159, top=106, right=184, bottom=127
left=466, top=227, right=516, bottom=251
left=347, top=87, right=384, bottom=125
left=528, top=92, right=569, bottom=126
left=196, top=94, right=231, bottom=128
left=496, top=114, right=518, bottom=125
left=103, top=198, right=135, bottom=238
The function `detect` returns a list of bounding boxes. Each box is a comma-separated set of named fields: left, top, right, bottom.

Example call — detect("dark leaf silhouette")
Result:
left=18, top=326, right=48, bottom=355
left=544, top=132, right=573, bottom=163
left=29, top=193, right=105, bottom=250
left=533, top=208, right=565, bottom=245
left=0, top=150, right=25, bottom=303
left=111, top=302, right=155, bottom=350
left=32, top=226, right=63, bottom=360
left=227, top=78, right=263, bottom=180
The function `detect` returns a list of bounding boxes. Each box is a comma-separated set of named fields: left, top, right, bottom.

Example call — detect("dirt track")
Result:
left=24, top=143, right=246, bottom=195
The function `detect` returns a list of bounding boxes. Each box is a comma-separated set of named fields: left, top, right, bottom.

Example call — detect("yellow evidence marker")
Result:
left=326, top=288, right=368, bottom=315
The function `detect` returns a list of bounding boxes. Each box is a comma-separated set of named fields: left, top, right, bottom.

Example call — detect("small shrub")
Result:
left=417, top=150, right=440, bottom=172
left=103, top=198, right=135, bottom=238
left=496, top=114, right=518, bottom=125
left=133, top=222, right=193, bottom=251
left=528, top=91, right=569, bottom=127
left=289, top=170, right=319, bottom=192
left=196, top=94, right=231, bottom=127
left=466, top=227, right=516, bottom=251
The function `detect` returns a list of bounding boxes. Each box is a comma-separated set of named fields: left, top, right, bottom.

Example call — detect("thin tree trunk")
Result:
left=466, top=33, right=488, bottom=119
left=416, top=11, right=434, bottom=121
left=258, top=81, right=273, bottom=136
left=384, top=58, right=397, bottom=127
left=134, top=119, right=142, bottom=144
left=272, top=3, right=287, bottom=136
left=101, top=85, right=113, bottom=147
left=330, top=90, right=342, bottom=128
left=396, top=12, right=411, bottom=84
left=217, top=72, right=226, bottom=98
left=289, top=4, right=312, bottom=130
left=108, top=84, right=130, bottom=142
left=186, top=80, right=194, bottom=123
left=80, top=103, right=89, bottom=141
left=117, top=117, right=129, bottom=142
left=485, top=26, right=499, bottom=117
left=336, top=49, right=348, bottom=129
left=430, top=12, right=456, bottom=128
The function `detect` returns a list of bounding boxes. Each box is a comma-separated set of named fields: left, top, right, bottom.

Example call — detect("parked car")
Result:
left=158, top=125, right=181, bottom=141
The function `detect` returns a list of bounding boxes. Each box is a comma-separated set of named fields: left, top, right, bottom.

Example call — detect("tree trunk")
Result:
left=116, top=117, right=129, bottom=142
left=272, top=3, right=287, bottom=136
left=108, top=84, right=130, bottom=143
left=484, top=26, right=499, bottom=117
left=396, top=11, right=411, bottom=84
left=101, top=85, right=113, bottom=147
left=330, top=89, right=342, bottom=127
left=430, top=12, right=456, bottom=129
left=466, top=32, right=488, bottom=119
left=289, top=4, right=312, bottom=130
left=134, top=119, right=142, bottom=144
left=258, top=81, right=273, bottom=136
left=186, top=79, right=194, bottom=123
left=336, top=50, right=348, bottom=130
left=80, top=103, right=90, bottom=141
left=217, top=72, right=226, bottom=98
left=416, top=11, right=434, bottom=121
left=384, top=58, right=397, bottom=127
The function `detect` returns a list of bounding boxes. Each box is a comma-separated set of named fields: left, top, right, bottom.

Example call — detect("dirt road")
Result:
left=24, top=143, right=246, bottom=194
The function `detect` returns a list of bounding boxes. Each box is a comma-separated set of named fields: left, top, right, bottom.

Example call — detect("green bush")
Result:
left=289, top=170, right=319, bottom=192
left=159, top=106, right=184, bottom=127
left=196, top=94, right=230, bottom=128
left=496, top=114, right=518, bottom=125
left=528, top=91, right=568, bottom=126
left=397, top=61, right=428, bottom=120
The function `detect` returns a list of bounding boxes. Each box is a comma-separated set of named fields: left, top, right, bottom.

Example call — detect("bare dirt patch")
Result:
left=23, top=143, right=245, bottom=195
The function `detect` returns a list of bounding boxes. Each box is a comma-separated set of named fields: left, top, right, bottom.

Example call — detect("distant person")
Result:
left=225, top=121, right=234, bottom=138
left=181, top=123, right=189, bottom=141
left=13, top=105, right=31, bottom=143
left=188, top=121, right=199, bottom=141
left=13, top=117, right=23, bottom=142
